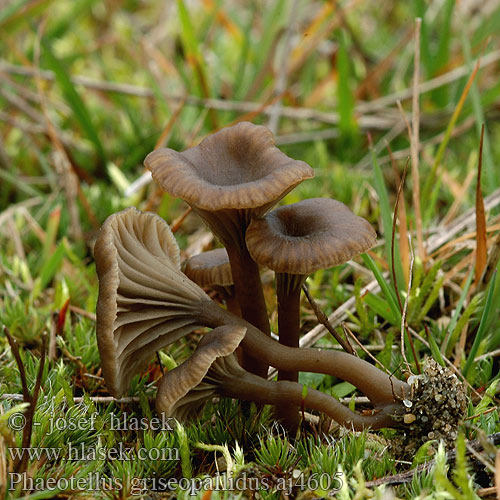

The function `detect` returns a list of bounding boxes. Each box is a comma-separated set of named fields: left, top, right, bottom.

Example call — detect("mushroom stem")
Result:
left=275, top=273, right=305, bottom=430
left=199, top=301, right=409, bottom=407
left=219, top=371, right=401, bottom=431
left=226, top=243, right=271, bottom=378
left=276, top=273, right=305, bottom=381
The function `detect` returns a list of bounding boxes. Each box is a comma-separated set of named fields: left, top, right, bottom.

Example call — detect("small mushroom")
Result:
left=156, top=325, right=247, bottom=421
left=246, top=197, right=376, bottom=369
left=184, top=248, right=240, bottom=316
left=145, top=122, right=314, bottom=377
left=156, top=325, right=401, bottom=431
left=246, top=198, right=376, bottom=428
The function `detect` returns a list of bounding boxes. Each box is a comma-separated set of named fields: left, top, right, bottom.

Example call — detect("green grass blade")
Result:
left=40, top=205, right=61, bottom=270
left=361, top=253, right=401, bottom=324
left=41, top=38, right=106, bottom=163
left=463, top=270, right=497, bottom=378
left=237, top=0, right=286, bottom=99
left=31, top=241, right=66, bottom=301
left=414, top=0, right=431, bottom=77
left=422, top=60, right=478, bottom=201
left=233, top=6, right=255, bottom=99
left=430, top=0, right=454, bottom=106
left=177, top=0, right=202, bottom=65
left=426, top=325, right=446, bottom=367
left=336, top=30, right=357, bottom=139
left=443, top=268, right=474, bottom=354
left=0, top=166, right=43, bottom=198
left=363, top=292, right=397, bottom=324
left=44, top=0, right=97, bottom=41
left=460, top=33, right=497, bottom=187
left=369, top=144, right=405, bottom=293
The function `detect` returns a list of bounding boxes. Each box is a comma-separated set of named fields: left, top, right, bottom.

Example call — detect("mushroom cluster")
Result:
left=94, top=122, right=410, bottom=433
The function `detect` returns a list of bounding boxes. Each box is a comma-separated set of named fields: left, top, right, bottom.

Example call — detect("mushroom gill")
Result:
left=94, top=208, right=211, bottom=397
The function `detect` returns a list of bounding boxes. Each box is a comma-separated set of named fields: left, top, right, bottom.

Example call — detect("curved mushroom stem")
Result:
left=276, top=273, right=305, bottom=380
left=275, top=273, right=306, bottom=430
left=199, top=301, right=410, bottom=406
left=226, top=243, right=271, bottom=378
left=219, top=371, right=402, bottom=431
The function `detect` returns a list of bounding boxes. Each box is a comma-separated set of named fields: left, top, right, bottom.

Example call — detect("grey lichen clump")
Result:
left=392, top=358, right=468, bottom=457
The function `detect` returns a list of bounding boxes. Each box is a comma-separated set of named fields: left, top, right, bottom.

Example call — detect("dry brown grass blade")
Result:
left=202, top=0, right=242, bottom=42
left=154, top=98, right=186, bottom=150
left=341, top=322, right=389, bottom=372
left=302, top=283, right=354, bottom=355
left=230, top=92, right=283, bottom=126
left=475, top=124, right=487, bottom=285
left=442, top=168, right=476, bottom=225
left=289, top=2, right=335, bottom=74
left=355, top=27, right=413, bottom=100
left=171, top=206, right=193, bottom=234
left=389, top=148, right=410, bottom=284
left=430, top=222, right=500, bottom=260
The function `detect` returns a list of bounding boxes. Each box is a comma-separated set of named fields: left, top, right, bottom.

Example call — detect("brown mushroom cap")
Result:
left=184, top=248, right=233, bottom=288
left=94, top=208, right=211, bottom=398
left=155, top=325, right=247, bottom=421
left=245, top=198, right=377, bottom=275
left=144, top=122, right=314, bottom=213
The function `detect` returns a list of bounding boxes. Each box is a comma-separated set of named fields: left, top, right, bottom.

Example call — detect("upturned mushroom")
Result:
left=94, top=207, right=211, bottom=397
left=156, top=325, right=402, bottom=430
left=94, top=208, right=409, bottom=423
left=145, top=122, right=314, bottom=377
left=246, top=198, right=377, bottom=428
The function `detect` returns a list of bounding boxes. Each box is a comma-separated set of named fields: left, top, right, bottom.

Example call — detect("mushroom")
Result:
left=184, top=248, right=240, bottom=316
left=156, top=325, right=402, bottom=430
left=155, top=325, right=247, bottom=421
left=94, top=207, right=212, bottom=397
left=145, top=122, right=314, bottom=377
left=246, top=198, right=377, bottom=376
left=95, top=207, right=409, bottom=422
left=245, top=198, right=376, bottom=428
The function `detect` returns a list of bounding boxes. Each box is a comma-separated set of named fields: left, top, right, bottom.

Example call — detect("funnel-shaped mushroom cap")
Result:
left=156, top=325, right=247, bottom=421
left=94, top=208, right=210, bottom=398
left=246, top=198, right=377, bottom=275
left=184, top=248, right=233, bottom=288
left=145, top=122, right=314, bottom=213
